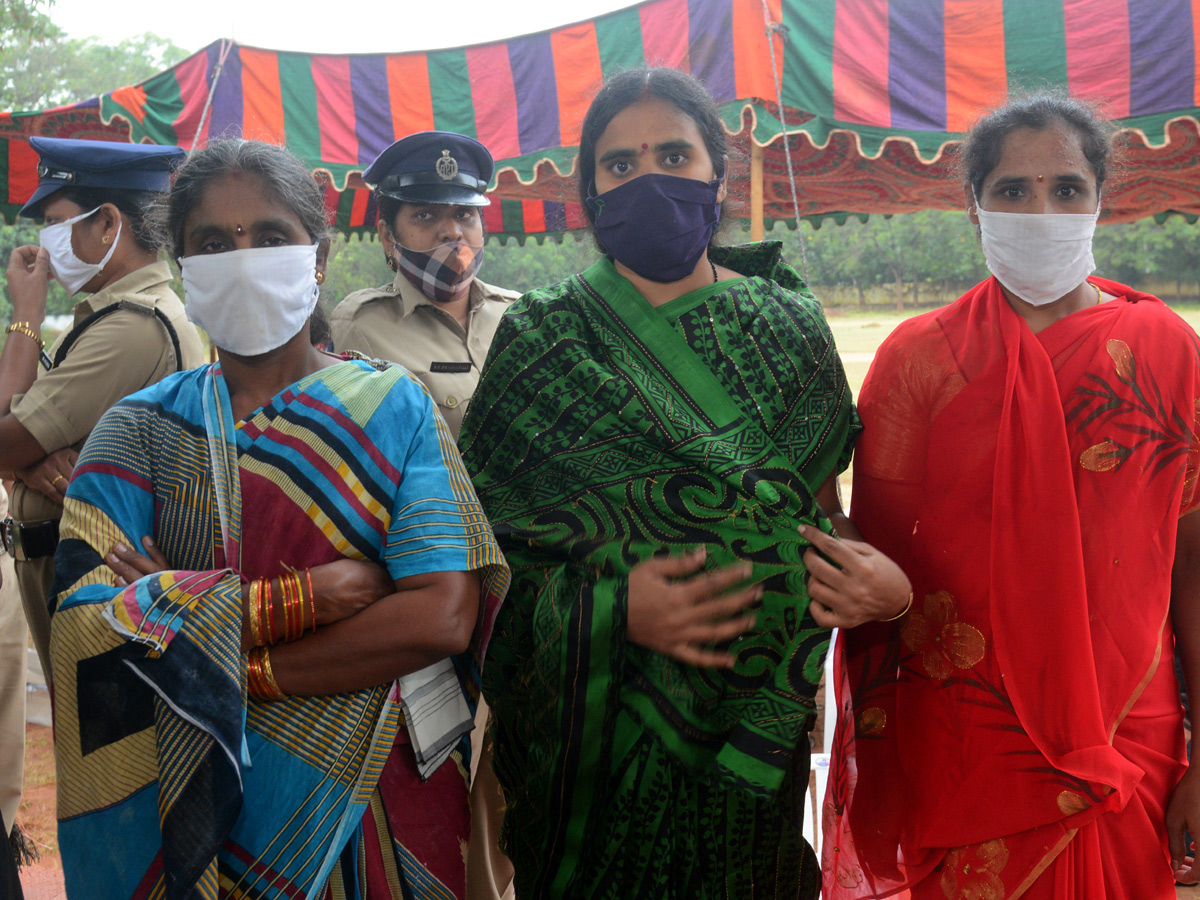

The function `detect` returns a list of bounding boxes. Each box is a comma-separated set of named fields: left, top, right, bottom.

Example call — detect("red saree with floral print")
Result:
left=823, top=276, right=1200, bottom=900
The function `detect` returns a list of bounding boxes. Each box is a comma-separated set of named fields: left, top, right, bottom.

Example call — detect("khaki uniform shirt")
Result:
left=10, top=261, right=204, bottom=673
left=331, top=274, right=519, bottom=439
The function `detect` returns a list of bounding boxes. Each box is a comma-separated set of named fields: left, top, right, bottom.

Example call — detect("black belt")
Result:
left=0, top=516, right=59, bottom=562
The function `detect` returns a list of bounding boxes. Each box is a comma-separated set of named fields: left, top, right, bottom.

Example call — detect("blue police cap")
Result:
left=364, top=132, right=493, bottom=207
left=20, top=137, right=187, bottom=218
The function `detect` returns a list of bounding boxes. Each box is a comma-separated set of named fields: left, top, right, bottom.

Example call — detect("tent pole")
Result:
left=750, top=142, right=764, bottom=241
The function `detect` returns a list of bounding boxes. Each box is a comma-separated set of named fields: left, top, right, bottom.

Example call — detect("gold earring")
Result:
left=316, top=271, right=325, bottom=285
left=101, top=235, right=112, bottom=245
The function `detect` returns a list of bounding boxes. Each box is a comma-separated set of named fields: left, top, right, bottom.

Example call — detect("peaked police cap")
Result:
left=365, top=132, right=493, bottom=207
left=20, top=137, right=186, bottom=218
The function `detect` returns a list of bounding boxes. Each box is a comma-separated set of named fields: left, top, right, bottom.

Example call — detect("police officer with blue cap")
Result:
left=331, top=132, right=518, bottom=900
left=0, top=137, right=204, bottom=681
left=331, top=131, right=519, bottom=439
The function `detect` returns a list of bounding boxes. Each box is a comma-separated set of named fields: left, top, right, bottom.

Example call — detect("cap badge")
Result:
left=436, top=150, right=459, bottom=181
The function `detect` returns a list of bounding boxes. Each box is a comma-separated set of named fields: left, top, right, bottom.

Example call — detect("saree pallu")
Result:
left=460, top=242, right=859, bottom=899
left=50, top=359, right=509, bottom=900
left=823, top=277, right=1200, bottom=899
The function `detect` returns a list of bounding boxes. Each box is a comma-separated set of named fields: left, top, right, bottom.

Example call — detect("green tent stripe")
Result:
left=780, top=1, right=836, bottom=119
left=501, top=199, right=525, bottom=234
left=428, top=48, right=477, bottom=138
left=1003, top=0, right=1068, bottom=90
left=279, top=53, right=321, bottom=163
left=140, top=68, right=186, bottom=146
left=595, top=6, right=646, bottom=80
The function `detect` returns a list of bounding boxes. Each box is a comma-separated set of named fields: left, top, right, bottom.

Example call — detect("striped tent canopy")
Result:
left=4, top=0, right=1200, bottom=240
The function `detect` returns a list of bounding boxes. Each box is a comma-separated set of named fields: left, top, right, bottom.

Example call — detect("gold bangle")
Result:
left=247, top=647, right=286, bottom=701
left=247, top=579, right=263, bottom=647
left=881, top=592, right=914, bottom=622
left=5, top=322, right=43, bottom=350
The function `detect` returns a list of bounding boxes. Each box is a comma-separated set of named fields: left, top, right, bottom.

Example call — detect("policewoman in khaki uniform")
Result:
left=331, top=132, right=518, bottom=439
left=331, top=132, right=517, bottom=900
left=0, top=138, right=204, bottom=680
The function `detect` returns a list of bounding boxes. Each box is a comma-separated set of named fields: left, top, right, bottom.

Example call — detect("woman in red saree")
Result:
left=819, top=93, right=1200, bottom=899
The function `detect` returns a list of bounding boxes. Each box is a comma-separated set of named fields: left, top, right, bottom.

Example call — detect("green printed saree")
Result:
left=459, top=242, right=859, bottom=899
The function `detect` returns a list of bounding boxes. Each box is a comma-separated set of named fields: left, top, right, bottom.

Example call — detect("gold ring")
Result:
left=52, top=475, right=65, bottom=485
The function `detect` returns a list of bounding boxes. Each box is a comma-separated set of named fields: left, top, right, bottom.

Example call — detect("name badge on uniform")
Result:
left=430, top=362, right=473, bottom=374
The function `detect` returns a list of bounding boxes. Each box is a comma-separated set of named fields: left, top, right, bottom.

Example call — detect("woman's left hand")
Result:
left=106, top=536, right=169, bottom=587
left=1166, top=762, right=1200, bottom=884
left=800, top=524, right=911, bottom=628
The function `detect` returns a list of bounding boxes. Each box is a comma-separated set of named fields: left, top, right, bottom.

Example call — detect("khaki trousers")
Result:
left=0, top=487, right=27, bottom=831
left=466, top=700, right=516, bottom=900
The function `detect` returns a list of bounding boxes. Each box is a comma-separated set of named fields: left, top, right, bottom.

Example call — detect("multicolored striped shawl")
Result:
left=50, top=358, right=509, bottom=900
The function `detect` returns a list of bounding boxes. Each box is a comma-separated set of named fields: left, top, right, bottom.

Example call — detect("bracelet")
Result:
left=247, top=579, right=263, bottom=646
left=247, top=646, right=287, bottom=700
left=305, top=568, right=316, bottom=633
left=5, top=322, right=43, bottom=350
left=281, top=571, right=303, bottom=642
left=881, top=592, right=914, bottom=622
left=261, top=577, right=276, bottom=645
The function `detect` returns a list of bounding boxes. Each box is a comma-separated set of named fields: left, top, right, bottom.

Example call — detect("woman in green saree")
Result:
left=458, top=68, right=911, bottom=900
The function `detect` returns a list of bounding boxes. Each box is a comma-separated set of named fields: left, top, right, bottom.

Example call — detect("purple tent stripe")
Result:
left=208, top=43, right=244, bottom=141
left=544, top=201, right=567, bottom=232
left=508, top=33, right=561, bottom=155
left=688, top=0, right=736, bottom=103
left=887, top=0, right=946, bottom=131
left=350, top=55, right=394, bottom=166
left=1129, top=0, right=1194, bottom=116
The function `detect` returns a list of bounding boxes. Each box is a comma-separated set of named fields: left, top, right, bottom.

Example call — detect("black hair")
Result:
left=53, top=186, right=163, bottom=253
left=961, top=91, right=1115, bottom=200
left=377, top=195, right=404, bottom=237
left=577, top=67, right=730, bottom=226
left=156, top=139, right=332, bottom=259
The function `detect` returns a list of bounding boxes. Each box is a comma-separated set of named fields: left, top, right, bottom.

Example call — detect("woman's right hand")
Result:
left=627, top=547, right=761, bottom=668
left=308, top=559, right=394, bottom=626
left=6, top=246, right=51, bottom=323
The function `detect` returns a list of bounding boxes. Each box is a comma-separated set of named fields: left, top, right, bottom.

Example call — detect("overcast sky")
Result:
left=49, top=0, right=635, bottom=54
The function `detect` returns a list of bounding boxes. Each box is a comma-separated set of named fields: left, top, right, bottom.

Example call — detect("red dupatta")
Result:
left=823, top=277, right=1200, bottom=899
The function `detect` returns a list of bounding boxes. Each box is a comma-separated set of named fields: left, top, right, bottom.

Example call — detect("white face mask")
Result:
left=974, top=196, right=1100, bottom=306
left=181, top=244, right=321, bottom=357
left=39, top=207, right=121, bottom=296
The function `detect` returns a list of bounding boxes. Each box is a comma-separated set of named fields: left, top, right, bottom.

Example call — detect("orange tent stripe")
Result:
left=832, top=0, right=890, bottom=126
left=550, top=23, right=604, bottom=146
left=240, top=48, right=285, bottom=145
left=1193, top=0, right=1200, bottom=106
left=522, top=199, right=546, bottom=232
left=732, top=0, right=779, bottom=102
left=944, top=0, right=1006, bottom=132
left=386, top=54, right=435, bottom=140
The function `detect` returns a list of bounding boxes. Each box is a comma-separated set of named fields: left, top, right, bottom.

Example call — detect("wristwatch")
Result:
left=0, top=515, right=59, bottom=561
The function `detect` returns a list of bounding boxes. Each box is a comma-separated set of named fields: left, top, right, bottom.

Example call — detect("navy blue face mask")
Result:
left=586, top=172, right=723, bottom=283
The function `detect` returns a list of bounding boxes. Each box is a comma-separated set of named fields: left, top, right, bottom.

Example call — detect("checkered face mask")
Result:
left=395, top=240, right=484, bottom=303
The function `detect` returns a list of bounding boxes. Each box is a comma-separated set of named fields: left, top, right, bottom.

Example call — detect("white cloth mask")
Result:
left=974, top=197, right=1100, bottom=306
left=181, top=244, right=321, bottom=357
left=39, top=207, right=121, bottom=296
